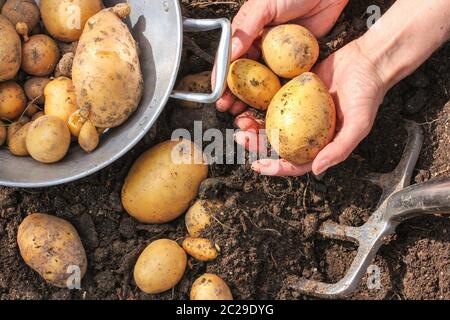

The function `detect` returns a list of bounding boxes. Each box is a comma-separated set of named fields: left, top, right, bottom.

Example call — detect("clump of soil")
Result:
left=0, top=0, right=449, bottom=300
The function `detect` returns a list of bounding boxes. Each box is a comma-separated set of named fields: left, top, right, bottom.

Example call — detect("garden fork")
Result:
left=290, top=120, right=450, bottom=298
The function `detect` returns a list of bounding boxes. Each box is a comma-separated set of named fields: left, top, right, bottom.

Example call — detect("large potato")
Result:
left=8, top=121, right=31, bottom=156
left=0, top=14, right=21, bottom=81
left=122, top=139, right=208, bottom=224
left=17, top=213, right=87, bottom=288
left=40, top=0, right=104, bottom=42
left=24, top=77, right=50, bottom=105
left=0, top=81, right=27, bottom=120
left=0, top=120, right=6, bottom=146
left=185, top=200, right=222, bottom=237
left=134, top=239, right=187, bottom=294
left=262, top=24, right=320, bottom=79
left=227, top=59, right=281, bottom=110
left=266, top=72, right=336, bottom=165
left=26, top=115, right=71, bottom=163
left=176, top=71, right=212, bottom=109
left=44, top=77, right=78, bottom=123
left=72, top=4, right=143, bottom=128
left=22, top=34, right=60, bottom=76
left=190, top=274, right=233, bottom=300
left=1, top=0, right=40, bottom=37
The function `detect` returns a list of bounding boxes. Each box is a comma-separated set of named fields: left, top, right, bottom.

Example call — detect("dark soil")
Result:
left=1, top=0, right=449, bottom=300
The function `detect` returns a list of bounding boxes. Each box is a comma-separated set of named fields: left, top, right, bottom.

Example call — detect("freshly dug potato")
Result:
left=262, top=24, right=320, bottom=79
left=0, top=120, right=6, bottom=146
left=44, top=77, right=77, bottom=123
left=24, top=103, right=39, bottom=117
left=190, top=274, right=233, bottom=300
left=31, top=110, right=44, bottom=121
left=227, top=59, right=281, bottom=110
left=9, top=121, right=31, bottom=156
left=134, top=239, right=187, bottom=294
left=185, top=200, right=222, bottom=237
left=68, top=109, right=88, bottom=137
left=73, top=3, right=143, bottom=128
left=0, top=81, right=27, bottom=120
left=1, top=0, right=40, bottom=36
left=176, top=71, right=212, bottom=109
left=24, top=77, right=50, bottom=105
left=22, top=34, right=60, bottom=76
left=17, top=213, right=87, bottom=288
left=40, top=0, right=104, bottom=42
left=266, top=72, right=336, bottom=165
left=26, top=115, right=71, bottom=163
left=122, top=139, right=208, bottom=224
left=78, top=120, right=99, bottom=153
left=54, top=52, right=74, bottom=78
left=6, top=117, right=29, bottom=144
left=182, top=237, right=219, bottom=262
left=0, top=14, right=21, bottom=81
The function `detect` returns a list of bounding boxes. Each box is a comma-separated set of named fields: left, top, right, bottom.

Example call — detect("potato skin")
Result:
left=17, top=213, right=87, bottom=288
left=0, top=81, right=27, bottom=120
left=185, top=200, right=221, bottom=237
left=22, top=34, right=60, bottom=76
left=0, top=120, right=6, bottom=146
left=44, top=77, right=78, bottom=123
left=73, top=4, right=143, bottom=128
left=262, top=24, right=319, bottom=79
left=122, top=139, right=208, bottom=224
left=0, top=14, right=21, bottom=81
left=26, top=115, right=71, bottom=163
left=176, top=71, right=212, bottom=109
left=182, top=237, right=219, bottom=262
left=266, top=72, right=336, bottom=165
left=40, top=0, right=104, bottom=42
left=134, top=239, right=187, bottom=294
left=68, top=109, right=87, bottom=137
left=190, top=274, right=233, bottom=300
left=78, top=120, right=99, bottom=153
left=1, top=0, right=40, bottom=33
left=227, top=59, right=281, bottom=110
left=9, top=121, right=30, bottom=156
left=24, top=77, right=50, bottom=105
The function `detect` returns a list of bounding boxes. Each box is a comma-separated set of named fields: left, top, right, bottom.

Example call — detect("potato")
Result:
left=0, top=120, right=6, bottom=146
left=24, top=103, right=39, bottom=117
left=0, top=14, right=21, bottom=81
left=227, top=59, right=281, bottom=111
left=24, top=77, right=50, bottom=105
left=40, top=0, right=104, bottom=42
left=44, top=77, right=78, bottom=123
left=1, top=0, right=40, bottom=35
left=185, top=200, right=222, bottom=237
left=9, top=121, right=30, bottom=156
left=17, top=213, right=87, bottom=288
left=68, top=109, right=88, bottom=137
left=134, top=239, right=187, bottom=294
left=78, top=120, right=99, bottom=153
left=22, top=34, right=60, bottom=76
left=72, top=4, right=143, bottom=128
left=6, top=117, right=29, bottom=145
left=26, top=115, right=71, bottom=163
left=176, top=71, right=212, bottom=109
left=0, top=81, right=27, bottom=120
left=54, top=52, right=74, bottom=78
left=182, top=237, right=219, bottom=262
left=122, top=139, right=208, bottom=224
left=31, top=110, right=44, bottom=121
left=266, top=72, right=336, bottom=165
left=262, top=24, right=320, bottom=79
left=190, top=274, right=233, bottom=300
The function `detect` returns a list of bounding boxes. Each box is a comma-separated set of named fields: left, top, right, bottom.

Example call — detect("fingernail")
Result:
left=231, top=38, right=241, bottom=55
left=316, top=159, right=330, bottom=175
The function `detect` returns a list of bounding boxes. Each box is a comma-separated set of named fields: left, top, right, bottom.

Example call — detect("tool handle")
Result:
left=386, top=178, right=450, bottom=221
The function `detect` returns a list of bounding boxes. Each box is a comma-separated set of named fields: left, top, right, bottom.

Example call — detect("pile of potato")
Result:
left=0, top=0, right=142, bottom=163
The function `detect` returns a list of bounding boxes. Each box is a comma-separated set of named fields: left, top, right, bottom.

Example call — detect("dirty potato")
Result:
left=182, top=237, right=219, bottom=262
left=134, top=239, right=187, bottom=294
left=9, top=121, right=31, bottom=156
left=44, top=77, right=77, bottom=123
left=185, top=200, right=222, bottom=237
left=0, top=120, right=6, bottom=146
left=0, top=81, right=27, bottom=120
left=24, top=77, right=50, bottom=105
left=6, top=116, right=29, bottom=145
left=22, top=34, right=60, bottom=76
left=72, top=3, right=143, bottom=128
left=176, top=71, right=212, bottom=109
left=190, top=274, right=233, bottom=300
left=1, top=0, right=40, bottom=39
left=17, top=213, right=87, bottom=288
left=266, top=72, right=336, bottom=165
left=0, top=14, right=21, bottom=81
left=54, top=52, right=74, bottom=78
left=31, top=110, right=44, bottom=121
left=78, top=120, right=99, bottom=153
left=262, top=24, right=319, bottom=79
left=227, top=59, right=281, bottom=110
left=68, top=109, right=88, bottom=137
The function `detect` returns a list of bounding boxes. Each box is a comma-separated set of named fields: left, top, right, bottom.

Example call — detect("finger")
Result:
left=234, top=130, right=267, bottom=153
left=229, top=100, right=247, bottom=116
left=216, top=89, right=236, bottom=112
left=235, top=110, right=265, bottom=131
left=252, top=159, right=312, bottom=176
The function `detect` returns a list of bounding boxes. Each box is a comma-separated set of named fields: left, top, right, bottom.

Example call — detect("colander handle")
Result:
left=170, top=18, right=231, bottom=104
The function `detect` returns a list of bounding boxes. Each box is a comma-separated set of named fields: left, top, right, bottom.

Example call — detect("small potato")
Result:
left=24, top=103, right=39, bottom=117
left=227, top=59, right=281, bottom=110
left=182, top=237, right=219, bottom=262
left=0, top=120, right=6, bottom=146
left=31, top=111, right=44, bottom=121
left=26, top=115, right=71, bottom=163
left=262, top=24, right=320, bottom=79
left=44, top=77, right=77, bottom=123
left=17, top=213, right=87, bottom=288
left=54, top=52, right=74, bottom=78
left=24, top=77, right=50, bottom=105
left=22, top=34, right=60, bottom=76
left=68, top=109, right=88, bottom=137
left=78, top=120, right=99, bottom=153
left=266, top=72, right=336, bottom=165
left=122, top=139, right=208, bottom=224
left=0, top=81, right=27, bottom=120
left=9, top=121, right=31, bottom=156
left=6, top=117, right=29, bottom=145
left=1, top=0, right=40, bottom=36
left=190, top=274, right=233, bottom=300
left=185, top=200, right=222, bottom=237
left=176, top=71, right=212, bottom=109
left=134, top=239, right=187, bottom=294
left=0, top=14, right=21, bottom=81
